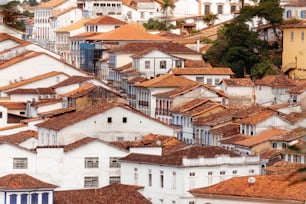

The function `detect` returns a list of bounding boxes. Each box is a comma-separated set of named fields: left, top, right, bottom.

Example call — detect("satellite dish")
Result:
left=248, top=177, right=256, bottom=185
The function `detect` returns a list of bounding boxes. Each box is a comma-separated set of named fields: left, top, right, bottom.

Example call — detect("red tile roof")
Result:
left=239, top=110, right=276, bottom=125
left=234, top=128, right=286, bottom=147
left=193, top=108, right=240, bottom=126
left=282, top=112, right=306, bottom=123
left=54, top=184, right=151, bottom=204
left=51, top=75, right=95, bottom=88
left=36, top=0, right=65, bottom=8
left=264, top=161, right=306, bottom=175
left=184, top=60, right=211, bottom=68
left=221, top=78, right=254, bottom=86
left=135, top=74, right=198, bottom=88
left=255, top=74, right=296, bottom=88
left=209, top=123, right=240, bottom=138
left=0, top=102, right=26, bottom=110
left=271, top=127, right=306, bottom=142
left=88, top=23, right=169, bottom=41
left=121, top=146, right=239, bottom=166
left=189, top=174, right=306, bottom=202
left=171, top=67, right=234, bottom=75
left=0, top=174, right=57, bottom=190
left=7, top=88, right=55, bottom=95
left=38, top=107, right=76, bottom=118
left=0, top=130, right=37, bottom=144
left=85, top=15, right=126, bottom=26
left=108, top=42, right=195, bottom=53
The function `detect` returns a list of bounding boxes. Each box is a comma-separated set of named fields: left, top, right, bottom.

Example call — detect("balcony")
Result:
left=138, top=100, right=149, bottom=106
left=155, top=108, right=171, bottom=116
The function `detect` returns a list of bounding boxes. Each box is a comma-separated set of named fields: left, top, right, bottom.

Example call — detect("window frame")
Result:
left=84, top=157, right=99, bottom=168
left=84, top=176, right=99, bottom=188
left=13, top=158, right=28, bottom=169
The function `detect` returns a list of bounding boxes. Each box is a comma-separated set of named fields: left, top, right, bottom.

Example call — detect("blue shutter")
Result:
left=21, top=194, right=28, bottom=204
left=42, top=193, right=49, bottom=204
left=10, top=194, right=17, bottom=204
left=31, top=193, right=38, bottom=204
left=301, top=11, right=304, bottom=18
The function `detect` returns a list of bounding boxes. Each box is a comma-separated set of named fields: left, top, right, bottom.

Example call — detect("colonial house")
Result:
left=189, top=174, right=306, bottom=204
left=6, top=88, right=56, bottom=103
left=134, top=74, right=198, bottom=117
left=254, top=75, right=297, bottom=106
left=122, top=0, right=159, bottom=23
left=270, top=127, right=306, bottom=150
left=282, top=0, right=306, bottom=20
left=26, top=99, right=63, bottom=118
left=120, top=145, right=260, bottom=204
left=218, top=78, right=255, bottom=105
left=170, top=66, right=234, bottom=86
left=153, top=83, right=228, bottom=125
left=171, top=99, right=227, bottom=144
left=0, top=51, right=88, bottom=88
left=77, top=0, right=123, bottom=18
left=209, top=123, right=240, bottom=146
left=0, top=174, right=56, bottom=204
left=0, top=72, right=69, bottom=99
left=33, top=0, right=79, bottom=49
left=35, top=102, right=179, bottom=145
left=282, top=21, right=306, bottom=79
left=289, top=80, right=306, bottom=104
left=0, top=130, right=38, bottom=150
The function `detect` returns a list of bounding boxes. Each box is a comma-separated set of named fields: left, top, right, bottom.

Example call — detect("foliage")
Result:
left=160, top=0, right=175, bottom=24
left=204, top=0, right=283, bottom=77
left=28, top=0, right=38, bottom=6
left=203, top=13, right=218, bottom=26
left=23, top=10, right=34, bottom=17
left=191, top=29, right=200, bottom=34
left=143, top=18, right=174, bottom=31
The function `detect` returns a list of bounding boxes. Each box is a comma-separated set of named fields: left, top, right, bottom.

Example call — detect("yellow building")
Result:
left=282, top=22, right=306, bottom=79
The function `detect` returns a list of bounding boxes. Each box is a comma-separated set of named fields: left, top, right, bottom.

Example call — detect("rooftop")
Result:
left=170, top=67, right=234, bottom=75
left=0, top=130, right=37, bottom=145
left=254, top=74, right=296, bottom=88
left=221, top=78, right=254, bottom=86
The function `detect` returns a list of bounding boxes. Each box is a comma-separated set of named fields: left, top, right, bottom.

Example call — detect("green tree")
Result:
left=202, top=13, right=218, bottom=26
left=250, top=57, right=277, bottom=79
left=160, top=0, right=175, bottom=25
left=143, top=18, right=174, bottom=31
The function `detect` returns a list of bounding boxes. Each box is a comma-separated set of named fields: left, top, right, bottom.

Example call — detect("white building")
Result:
left=120, top=145, right=260, bottom=204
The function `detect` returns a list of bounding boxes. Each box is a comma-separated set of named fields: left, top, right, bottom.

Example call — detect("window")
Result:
left=21, top=194, right=28, bottom=204
left=148, top=169, right=152, bottom=186
left=122, top=117, right=127, bottom=123
left=84, top=176, right=99, bottom=188
left=232, top=170, right=237, bottom=174
left=141, top=12, right=144, bottom=19
left=42, top=193, right=49, bottom=204
left=189, top=202, right=195, bottom=204
left=206, top=78, right=213, bottom=85
left=109, top=176, right=120, bottom=184
left=10, top=194, right=17, bottom=204
left=160, top=60, right=166, bottom=69
left=84, top=157, right=99, bottom=168
left=160, top=171, right=164, bottom=188
left=134, top=168, right=138, bottom=184
left=291, top=31, right=294, bottom=41
left=196, top=76, right=204, bottom=82
left=189, top=172, right=195, bottom=176
left=286, top=10, right=292, bottom=18
left=282, top=143, right=287, bottom=149
left=107, top=117, right=112, bottom=123
left=220, top=171, right=226, bottom=175
left=301, top=10, right=306, bottom=19
left=0, top=112, right=2, bottom=118
left=249, top=169, right=255, bottom=174
left=109, top=157, right=121, bottom=168
left=13, top=158, right=28, bottom=169
left=217, top=5, right=223, bottom=14
left=145, top=60, right=150, bottom=69
left=231, top=5, right=236, bottom=13
left=31, top=193, right=38, bottom=204
left=172, top=171, right=176, bottom=189
left=117, top=137, right=124, bottom=141
left=214, top=78, right=220, bottom=84
left=272, top=142, right=277, bottom=149
left=302, top=31, right=305, bottom=41
left=175, top=60, right=182, bottom=68
left=204, top=5, right=210, bottom=15
left=208, top=171, right=213, bottom=175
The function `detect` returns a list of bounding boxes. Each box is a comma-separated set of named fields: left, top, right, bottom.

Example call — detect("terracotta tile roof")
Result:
left=171, top=67, right=234, bottom=75
left=289, top=81, right=306, bottom=94
left=153, top=83, right=226, bottom=98
left=85, top=15, right=126, bottom=26
left=221, top=78, right=254, bottom=86
left=121, top=146, right=239, bottom=166
left=51, top=75, right=95, bottom=88
left=135, top=74, right=198, bottom=88
left=0, top=51, right=42, bottom=70
left=0, top=174, right=57, bottom=190
left=170, top=98, right=213, bottom=113
left=111, top=134, right=188, bottom=155
left=0, top=124, right=27, bottom=131
left=108, top=42, right=196, bottom=53
left=199, top=44, right=212, bottom=53
left=282, top=112, right=306, bottom=123
left=184, top=60, right=210, bottom=68
left=0, top=102, right=26, bottom=110
left=231, top=105, right=267, bottom=119
left=189, top=174, right=306, bottom=202
left=0, top=33, right=30, bottom=49
left=182, top=103, right=226, bottom=117
left=54, top=184, right=151, bottom=204
left=239, top=110, right=276, bottom=125
left=220, top=134, right=251, bottom=144
left=0, top=71, right=67, bottom=91
left=63, top=137, right=97, bottom=152
left=259, top=149, right=282, bottom=160
left=268, top=102, right=291, bottom=110
left=264, top=161, right=306, bottom=175
left=36, top=102, right=174, bottom=131
left=209, top=123, right=240, bottom=138
left=0, top=130, right=37, bottom=145
left=56, top=18, right=90, bottom=32
left=7, top=88, right=55, bottom=95
left=88, top=23, right=169, bottom=41
left=127, top=76, right=147, bottom=84
left=59, top=83, right=96, bottom=97
left=255, top=74, right=297, bottom=88
left=234, top=128, right=287, bottom=147
left=38, top=107, right=76, bottom=118
left=36, top=0, right=66, bottom=8
left=271, top=127, right=306, bottom=142
left=32, top=99, right=62, bottom=107
left=112, top=62, right=133, bottom=72
left=193, top=108, right=240, bottom=126
left=156, top=31, right=182, bottom=38
left=69, top=32, right=101, bottom=39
